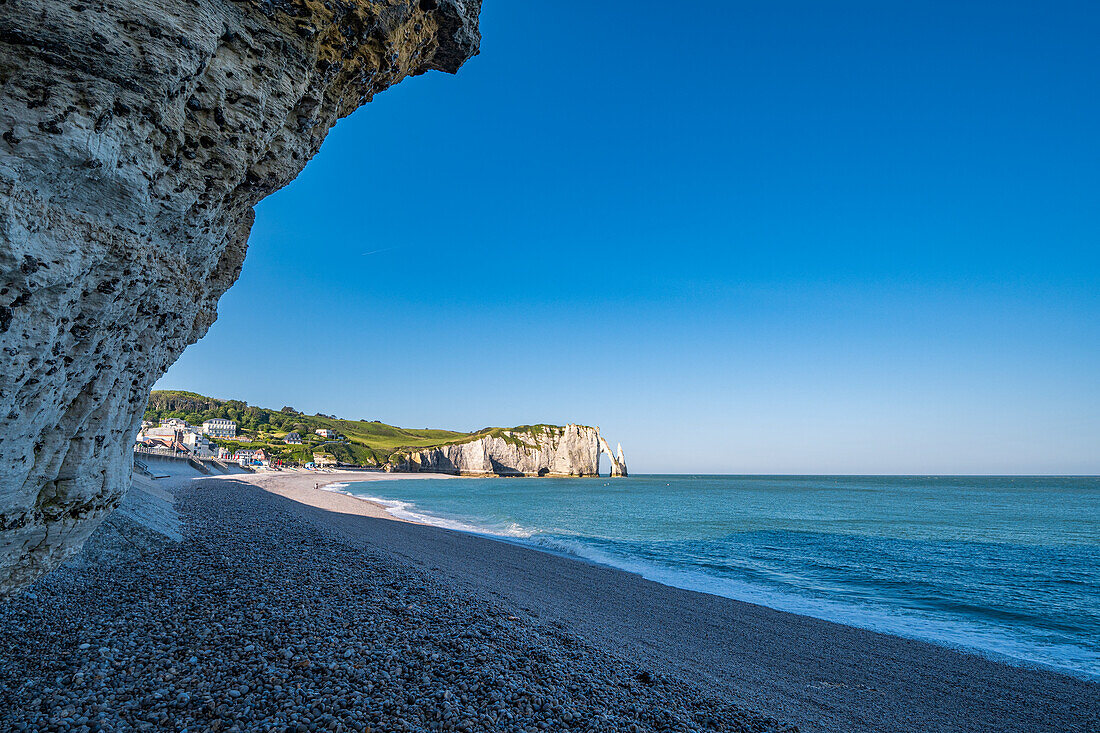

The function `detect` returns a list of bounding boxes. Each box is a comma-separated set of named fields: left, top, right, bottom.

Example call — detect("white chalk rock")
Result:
left=0, top=0, right=482, bottom=598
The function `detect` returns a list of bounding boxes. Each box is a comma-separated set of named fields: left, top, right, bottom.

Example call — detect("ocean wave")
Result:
left=527, top=534, right=1100, bottom=680
left=503, top=523, right=536, bottom=539
left=353, top=494, right=515, bottom=537
left=335, top=491, right=540, bottom=541
left=324, top=479, right=1100, bottom=680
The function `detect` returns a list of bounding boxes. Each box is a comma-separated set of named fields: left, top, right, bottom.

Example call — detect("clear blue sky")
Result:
left=157, top=1, right=1100, bottom=474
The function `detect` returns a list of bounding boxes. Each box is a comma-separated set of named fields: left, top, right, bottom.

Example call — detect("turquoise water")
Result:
left=330, top=475, right=1100, bottom=679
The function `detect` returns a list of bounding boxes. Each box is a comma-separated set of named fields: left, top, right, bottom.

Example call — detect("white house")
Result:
left=161, top=418, right=188, bottom=430
left=141, top=426, right=179, bottom=440
left=233, top=449, right=257, bottom=466
left=315, top=428, right=337, bottom=439
left=284, top=432, right=303, bottom=444
left=180, top=431, right=214, bottom=458
left=202, top=419, right=237, bottom=438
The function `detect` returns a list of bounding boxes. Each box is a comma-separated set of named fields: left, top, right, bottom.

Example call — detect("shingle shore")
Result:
left=0, top=483, right=792, bottom=733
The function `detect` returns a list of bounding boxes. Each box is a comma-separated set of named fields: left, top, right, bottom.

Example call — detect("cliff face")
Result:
left=0, top=0, right=481, bottom=598
left=597, top=434, right=628, bottom=477
left=389, top=425, right=602, bottom=477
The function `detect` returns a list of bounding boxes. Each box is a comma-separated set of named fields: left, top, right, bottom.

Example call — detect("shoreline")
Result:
left=247, top=471, right=1100, bottom=685
left=207, top=468, right=463, bottom=522
left=3, top=476, right=791, bottom=733
left=2, top=471, right=1095, bottom=731
left=233, top=473, right=1097, bottom=732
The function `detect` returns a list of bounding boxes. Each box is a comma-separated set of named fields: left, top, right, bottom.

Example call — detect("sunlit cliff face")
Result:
left=0, top=0, right=481, bottom=598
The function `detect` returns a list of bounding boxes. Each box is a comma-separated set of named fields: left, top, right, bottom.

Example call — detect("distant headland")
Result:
left=141, top=390, right=627, bottom=478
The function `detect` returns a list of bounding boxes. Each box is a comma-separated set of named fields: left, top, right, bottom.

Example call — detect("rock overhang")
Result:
left=0, top=0, right=481, bottom=598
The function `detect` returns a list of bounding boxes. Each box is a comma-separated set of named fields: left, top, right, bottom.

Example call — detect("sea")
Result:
left=323, top=474, right=1100, bottom=680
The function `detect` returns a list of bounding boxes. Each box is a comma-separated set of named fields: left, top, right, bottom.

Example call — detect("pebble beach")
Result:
left=0, top=475, right=790, bottom=733
left=1, top=471, right=1096, bottom=732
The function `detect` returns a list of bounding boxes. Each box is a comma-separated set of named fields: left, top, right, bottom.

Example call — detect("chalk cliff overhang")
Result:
left=0, top=0, right=481, bottom=598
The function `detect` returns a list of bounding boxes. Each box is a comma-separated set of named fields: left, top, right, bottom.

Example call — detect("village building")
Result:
left=137, top=436, right=187, bottom=453
left=233, top=449, right=257, bottom=465
left=202, top=418, right=237, bottom=438
left=140, top=426, right=179, bottom=440
left=232, top=448, right=270, bottom=467
left=180, top=431, right=214, bottom=458
left=315, top=428, right=337, bottom=439
left=139, top=418, right=205, bottom=446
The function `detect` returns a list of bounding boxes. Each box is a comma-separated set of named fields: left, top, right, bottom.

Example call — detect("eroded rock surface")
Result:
left=614, top=442, right=628, bottom=477
left=598, top=433, right=627, bottom=477
left=0, top=0, right=481, bottom=598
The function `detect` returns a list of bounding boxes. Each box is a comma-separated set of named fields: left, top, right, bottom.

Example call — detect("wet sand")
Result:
left=213, top=469, right=461, bottom=522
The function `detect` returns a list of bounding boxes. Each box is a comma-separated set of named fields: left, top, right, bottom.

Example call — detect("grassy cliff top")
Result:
left=144, top=391, right=586, bottom=466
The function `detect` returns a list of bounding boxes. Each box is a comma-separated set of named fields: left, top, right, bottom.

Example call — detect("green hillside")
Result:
left=144, top=390, right=474, bottom=466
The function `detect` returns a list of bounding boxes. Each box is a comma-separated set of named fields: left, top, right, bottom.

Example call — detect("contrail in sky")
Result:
left=361, top=245, right=401, bottom=257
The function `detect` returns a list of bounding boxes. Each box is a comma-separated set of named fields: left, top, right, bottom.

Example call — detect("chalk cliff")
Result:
left=615, top=443, right=629, bottom=478
left=388, top=425, right=603, bottom=477
left=597, top=434, right=628, bottom=477
left=0, top=0, right=481, bottom=598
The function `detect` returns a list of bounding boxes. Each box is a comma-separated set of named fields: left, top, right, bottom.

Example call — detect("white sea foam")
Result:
left=503, top=523, right=535, bottom=539
left=335, top=488, right=541, bottom=541
left=353, top=494, right=507, bottom=536
left=527, top=535, right=1100, bottom=680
